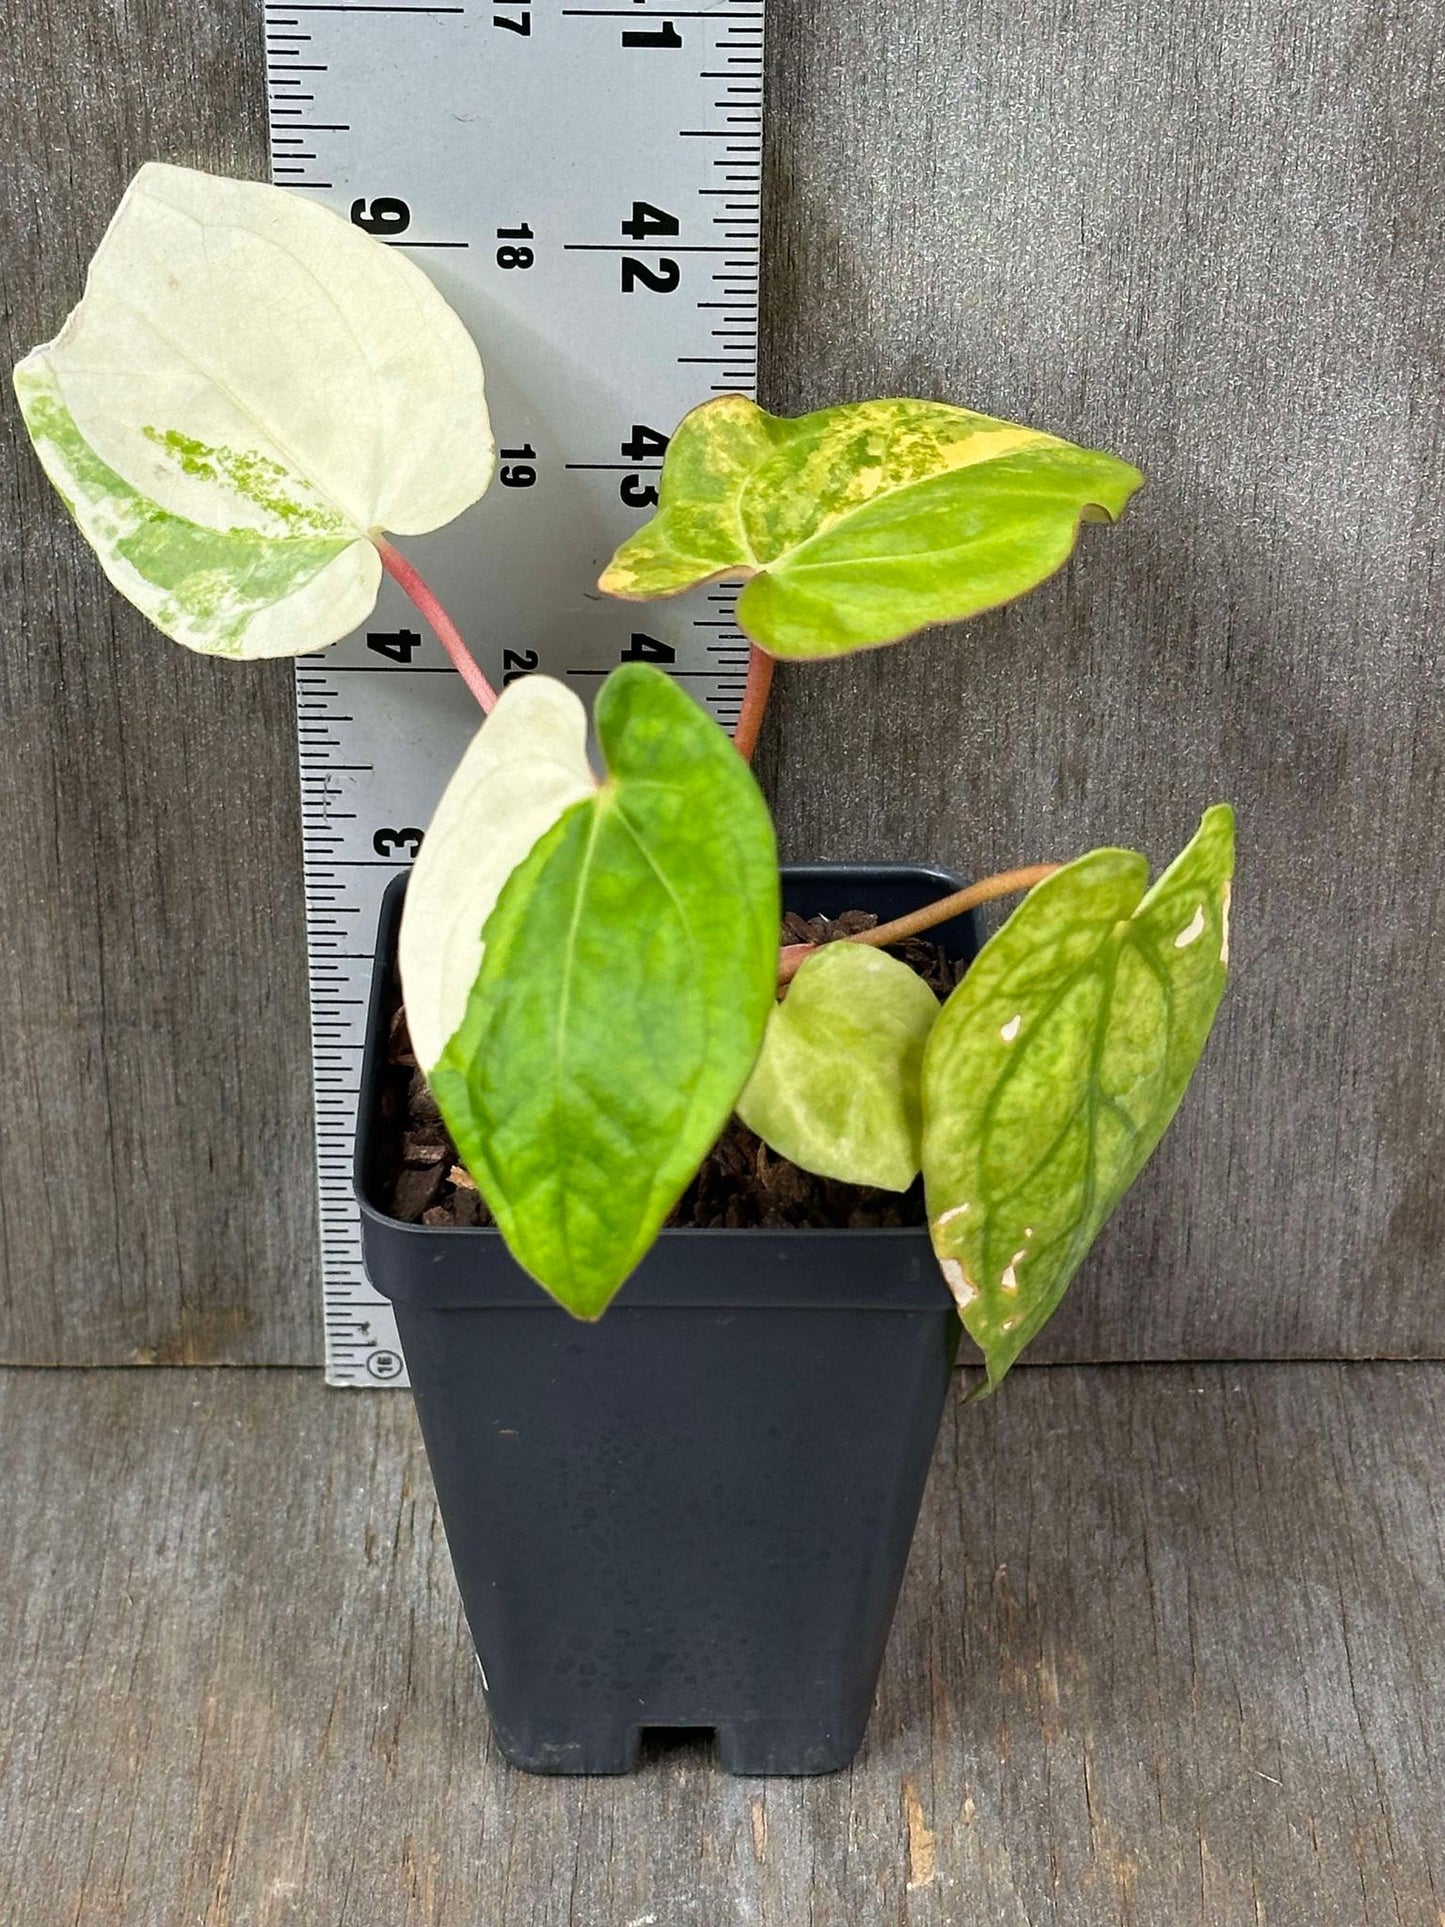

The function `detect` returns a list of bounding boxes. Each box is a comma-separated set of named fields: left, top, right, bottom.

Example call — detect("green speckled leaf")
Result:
left=737, top=943, right=940, bottom=1191
left=428, top=664, right=779, bottom=1320
left=922, top=806, right=1234, bottom=1390
left=13, top=163, right=493, bottom=657
left=599, top=394, right=1142, bottom=659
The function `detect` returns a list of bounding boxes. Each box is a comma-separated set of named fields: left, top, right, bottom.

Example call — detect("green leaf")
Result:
left=13, top=163, right=492, bottom=657
left=737, top=943, right=941, bottom=1191
left=922, top=806, right=1234, bottom=1390
left=599, top=394, right=1142, bottom=659
left=424, top=664, right=779, bottom=1319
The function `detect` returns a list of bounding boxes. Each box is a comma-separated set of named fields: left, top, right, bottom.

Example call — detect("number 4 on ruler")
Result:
left=624, top=19, right=682, bottom=48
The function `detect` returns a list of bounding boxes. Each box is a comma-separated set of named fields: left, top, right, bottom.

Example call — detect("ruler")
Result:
left=264, top=0, right=767, bottom=1383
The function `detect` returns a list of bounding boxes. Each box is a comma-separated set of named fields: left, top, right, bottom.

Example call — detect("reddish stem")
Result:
left=777, top=863, right=1062, bottom=985
left=733, top=644, right=775, bottom=762
left=374, top=534, right=497, bottom=714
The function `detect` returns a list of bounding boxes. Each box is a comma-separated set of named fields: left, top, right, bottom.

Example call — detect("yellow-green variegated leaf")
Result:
left=599, top=395, right=1142, bottom=659
left=399, top=677, right=597, bottom=1075
left=922, top=806, right=1234, bottom=1391
left=13, top=163, right=493, bottom=658
left=737, top=943, right=940, bottom=1191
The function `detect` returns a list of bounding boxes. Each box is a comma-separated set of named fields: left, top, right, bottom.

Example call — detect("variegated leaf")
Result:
left=600, top=394, right=1142, bottom=658
left=421, top=665, right=780, bottom=1319
left=13, top=163, right=493, bottom=657
left=923, top=806, right=1235, bottom=1389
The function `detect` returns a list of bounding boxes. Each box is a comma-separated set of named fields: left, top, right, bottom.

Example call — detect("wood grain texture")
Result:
left=2, top=0, right=1441, bottom=1362
left=757, top=0, right=1445, bottom=1360
left=0, top=0, right=319, bottom=1364
left=3, top=1363, right=1442, bottom=1924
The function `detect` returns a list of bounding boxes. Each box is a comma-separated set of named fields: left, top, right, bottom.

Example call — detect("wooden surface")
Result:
left=3, top=1361, right=1442, bottom=1925
left=1, top=0, right=316, bottom=1366
left=2, top=1, right=1442, bottom=1362
left=757, top=0, right=1445, bottom=1364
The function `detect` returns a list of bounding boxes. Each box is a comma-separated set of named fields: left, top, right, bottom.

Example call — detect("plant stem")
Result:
left=777, top=863, right=1062, bottom=984
left=733, top=644, right=775, bottom=762
left=374, top=534, right=498, bottom=714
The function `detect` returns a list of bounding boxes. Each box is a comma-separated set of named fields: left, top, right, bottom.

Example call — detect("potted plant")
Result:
left=15, top=163, right=1234, bottom=1776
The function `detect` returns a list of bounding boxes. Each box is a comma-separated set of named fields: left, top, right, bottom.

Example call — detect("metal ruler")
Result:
left=264, top=0, right=767, bottom=1383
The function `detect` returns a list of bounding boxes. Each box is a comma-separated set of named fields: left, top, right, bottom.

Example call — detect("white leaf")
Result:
left=12, top=163, right=494, bottom=657
left=399, top=677, right=596, bottom=1073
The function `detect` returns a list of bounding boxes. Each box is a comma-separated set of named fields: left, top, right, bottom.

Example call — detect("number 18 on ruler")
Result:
left=266, top=0, right=768, bottom=1382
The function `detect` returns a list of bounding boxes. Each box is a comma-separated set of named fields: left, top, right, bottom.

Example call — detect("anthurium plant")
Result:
left=16, top=163, right=1234, bottom=1388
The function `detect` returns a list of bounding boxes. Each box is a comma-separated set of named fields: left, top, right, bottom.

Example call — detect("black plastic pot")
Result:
left=356, top=864, right=975, bottom=1776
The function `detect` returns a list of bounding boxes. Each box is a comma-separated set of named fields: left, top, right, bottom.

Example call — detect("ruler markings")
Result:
left=268, top=0, right=766, bottom=1384
left=564, top=244, right=746, bottom=253
left=563, top=10, right=762, bottom=16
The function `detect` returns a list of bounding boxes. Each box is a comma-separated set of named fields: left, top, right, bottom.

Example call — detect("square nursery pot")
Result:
left=356, top=864, right=976, bottom=1776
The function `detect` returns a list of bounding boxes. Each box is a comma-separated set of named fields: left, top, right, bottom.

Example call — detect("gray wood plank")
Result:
left=758, top=0, right=1445, bottom=1361
left=2, top=1363, right=1442, bottom=1924
left=2, top=0, right=1441, bottom=1362
left=0, top=0, right=319, bottom=1364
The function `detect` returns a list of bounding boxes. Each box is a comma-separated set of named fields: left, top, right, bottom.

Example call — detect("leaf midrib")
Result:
left=548, top=798, right=608, bottom=1301
left=608, top=798, right=713, bottom=1231
left=973, top=914, right=1180, bottom=1358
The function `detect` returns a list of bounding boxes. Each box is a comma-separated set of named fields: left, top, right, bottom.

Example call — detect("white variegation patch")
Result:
left=13, top=163, right=493, bottom=657
left=399, top=677, right=596, bottom=1073
left=1174, top=903, right=1206, bottom=949
left=938, top=1256, right=978, bottom=1309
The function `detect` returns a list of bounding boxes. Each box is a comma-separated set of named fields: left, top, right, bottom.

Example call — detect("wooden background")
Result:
left=2, top=0, right=1441, bottom=1367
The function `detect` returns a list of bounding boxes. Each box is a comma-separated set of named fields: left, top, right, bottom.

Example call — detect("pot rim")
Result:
left=354, top=861, right=976, bottom=1305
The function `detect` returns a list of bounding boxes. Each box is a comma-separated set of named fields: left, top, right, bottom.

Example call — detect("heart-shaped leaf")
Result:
left=922, top=806, right=1234, bottom=1390
left=13, top=163, right=493, bottom=658
left=737, top=943, right=941, bottom=1191
left=423, top=664, right=779, bottom=1318
left=599, top=394, right=1142, bottom=659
